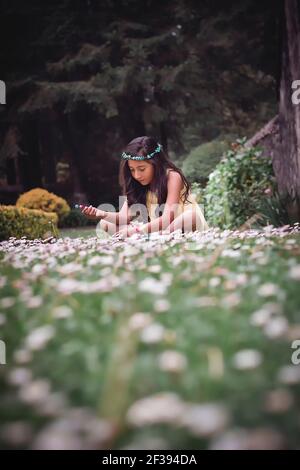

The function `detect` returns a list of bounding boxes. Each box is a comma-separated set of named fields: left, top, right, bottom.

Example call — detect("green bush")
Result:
left=256, top=191, right=299, bottom=228
left=16, top=187, right=70, bottom=223
left=204, top=139, right=276, bottom=229
left=0, top=205, right=58, bottom=241
left=60, top=208, right=96, bottom=228
left=182, top=139, right=230, bottom=184
left=190, top=181, right=206, bottom=204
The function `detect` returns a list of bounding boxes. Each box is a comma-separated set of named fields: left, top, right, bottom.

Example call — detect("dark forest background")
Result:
left=0, top=0, right=295, bottom=211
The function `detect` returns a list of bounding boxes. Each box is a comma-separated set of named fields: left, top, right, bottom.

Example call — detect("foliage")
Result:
left=16, top=188, right=70, bottom=223
left=1, top=0, right=278, bottom=149
left=256, top=192, right=299, bottom=228
left=182, top=140, right=230, bottom=184
left=190, top=181, right=206, bottom=204
left=204, top=139, right=276, bottom=229
left=60, top=208, right=96, bottom=228
left=0, top=205, right=58, bottom=240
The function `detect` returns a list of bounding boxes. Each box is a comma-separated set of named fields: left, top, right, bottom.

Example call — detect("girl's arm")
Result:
left=140, top=171, right=183, bottom=234
left=81, top=198, right=134, bottom=225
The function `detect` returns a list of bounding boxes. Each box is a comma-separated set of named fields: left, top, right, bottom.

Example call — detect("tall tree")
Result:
left=272, top=0, right=300, bottom=219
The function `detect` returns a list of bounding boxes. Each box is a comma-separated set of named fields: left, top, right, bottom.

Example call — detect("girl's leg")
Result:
left=164, top=208, right=208, bottom=233
left=97, top=219, right=129, bottom=235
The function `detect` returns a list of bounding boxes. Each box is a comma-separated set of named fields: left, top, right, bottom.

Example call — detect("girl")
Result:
left=80, top=136, right=209, bottom=237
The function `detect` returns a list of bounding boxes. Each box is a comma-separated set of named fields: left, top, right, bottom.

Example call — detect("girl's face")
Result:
left=128, top=160, right=154, bottom=186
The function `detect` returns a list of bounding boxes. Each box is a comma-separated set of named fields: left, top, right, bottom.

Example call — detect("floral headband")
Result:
left=121, top=143, right=162, bottom=160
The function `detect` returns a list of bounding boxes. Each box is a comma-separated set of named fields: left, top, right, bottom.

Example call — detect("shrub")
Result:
left=16, top=188, right=70, bottom=223
left=190, top=182, right=206, bottom=204
left=256, top=191, right=299, bottom=227
left=182, top=139, right=230, bottom=184
left=60, top=208, right=96, bottom=228
left=204, top=138, right=276, bottom=229
left=0, top=205, right=58, bottom=241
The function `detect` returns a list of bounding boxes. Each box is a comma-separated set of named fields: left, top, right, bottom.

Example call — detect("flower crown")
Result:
left=121, top=143, right=162, bottom=160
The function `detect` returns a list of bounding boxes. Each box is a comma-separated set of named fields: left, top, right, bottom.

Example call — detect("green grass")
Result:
left=59, top=226, right=105, bottom=239
left=0, top=230, right=299, bottom=449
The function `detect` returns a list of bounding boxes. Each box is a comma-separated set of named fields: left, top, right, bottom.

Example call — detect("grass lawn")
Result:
left=0, top=227, right=300, bottom=449
left=59, top=226, right=104, bottom=239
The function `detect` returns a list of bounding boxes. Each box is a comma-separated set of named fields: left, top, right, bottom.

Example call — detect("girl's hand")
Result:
left=112, top=225, right=135, bottom=239
left=79, top=205, right=102, bottom=220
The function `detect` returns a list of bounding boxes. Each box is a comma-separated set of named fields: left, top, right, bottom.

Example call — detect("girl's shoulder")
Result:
left=166, top=168, right=185, bottom=192
left=166, top=168, right=182, bottom=182
left=147, top=169, right=185, bottom=202
left=166, top=168, right=183, bottom=179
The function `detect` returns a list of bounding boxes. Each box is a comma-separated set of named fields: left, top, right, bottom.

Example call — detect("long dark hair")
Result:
left=119, top=136, right=191, bottom=213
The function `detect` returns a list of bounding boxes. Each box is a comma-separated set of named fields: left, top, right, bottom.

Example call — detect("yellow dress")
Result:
left=145, top=169, right=209, bottom=231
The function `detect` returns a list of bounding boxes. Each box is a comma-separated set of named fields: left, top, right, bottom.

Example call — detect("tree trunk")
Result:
left=20, top=119, right=42, bottom=190
left=272, top=0, right=300, bottom=220
left=38, top=112, right=57, bottom=187
left=59, top=112, right=89, bottom=206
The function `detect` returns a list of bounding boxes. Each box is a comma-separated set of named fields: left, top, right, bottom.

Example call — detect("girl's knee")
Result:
left=163, top=208, right=202, bottom=233
left=99, top=219, right=109, bottom=232
left=188, top=208, right=208, bottom=231
left=182, top=208, right=205, bottom=232
left=182, top=209, right=196, bottom=231
left=98, top=219, right=117, bottom=235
